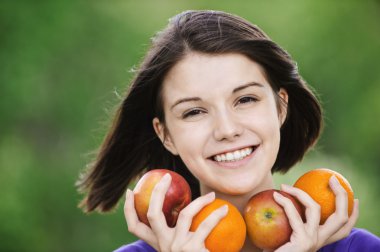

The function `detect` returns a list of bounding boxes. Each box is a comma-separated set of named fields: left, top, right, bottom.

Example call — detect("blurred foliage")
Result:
left=0, top=1, right=379, bottom=251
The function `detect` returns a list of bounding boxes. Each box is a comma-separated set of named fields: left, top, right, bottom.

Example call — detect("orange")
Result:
left=190, top=198, right=246, bottom=252
left=293, top=168, right=354, bottom=224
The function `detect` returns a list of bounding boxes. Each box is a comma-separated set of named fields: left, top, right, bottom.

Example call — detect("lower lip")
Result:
left=208, top=146, right=258, bottom=168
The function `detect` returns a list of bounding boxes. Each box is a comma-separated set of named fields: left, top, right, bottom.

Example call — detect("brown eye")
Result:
left=182, top=109, right=205, bottom=119
left=237, top=96, right=258, bottom=105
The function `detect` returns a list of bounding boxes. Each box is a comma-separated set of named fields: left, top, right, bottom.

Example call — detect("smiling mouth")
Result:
left=211, top=146, right=257, bottom=163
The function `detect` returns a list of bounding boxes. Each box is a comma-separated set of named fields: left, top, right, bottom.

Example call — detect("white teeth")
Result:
left=245, top=149, right=250, bottom=156
left=233, top=150, right=241, bottom=160
left=213, top=147, right=254, bottom=162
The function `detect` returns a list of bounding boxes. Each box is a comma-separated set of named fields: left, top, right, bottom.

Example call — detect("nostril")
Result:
left=213, top=115, right=244, bottom=142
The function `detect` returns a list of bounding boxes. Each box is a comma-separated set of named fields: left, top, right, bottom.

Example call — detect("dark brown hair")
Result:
left=77, top=10, right=322, bottom=212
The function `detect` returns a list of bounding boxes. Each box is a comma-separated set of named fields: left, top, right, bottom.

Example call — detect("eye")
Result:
left=236, top=96, right=258, bottom=105
left=182, top=108, right=206, bottom=119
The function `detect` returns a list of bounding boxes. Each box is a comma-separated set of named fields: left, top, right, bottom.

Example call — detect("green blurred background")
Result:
left=1, top=1, right=379, bottom=251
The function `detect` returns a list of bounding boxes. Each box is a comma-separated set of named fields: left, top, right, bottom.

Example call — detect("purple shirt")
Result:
left=114, top=240, right=155, bottom=252
left=114, top=228, right=380, bottom=252
left=318, top=228, right=380, bottom=252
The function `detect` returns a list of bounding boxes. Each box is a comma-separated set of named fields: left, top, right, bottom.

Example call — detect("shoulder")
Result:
left=319, top=228, right=380, bottom=252
left=113, top=240, right=156, bottom=252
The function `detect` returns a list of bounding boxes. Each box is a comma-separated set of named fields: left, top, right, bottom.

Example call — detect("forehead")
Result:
left=161, top=52, right=271, bottom=102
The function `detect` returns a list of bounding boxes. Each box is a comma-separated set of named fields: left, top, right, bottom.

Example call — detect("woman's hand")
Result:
left=272, top=176, right=359, bottom=252
left=124, top=173, right=228, bottom=252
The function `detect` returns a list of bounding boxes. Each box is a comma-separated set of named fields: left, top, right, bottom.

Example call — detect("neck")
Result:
left=200, top=173, right=275, bottom=212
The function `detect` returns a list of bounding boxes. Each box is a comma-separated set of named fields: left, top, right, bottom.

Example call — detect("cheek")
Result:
left=168, top=121, right=210, bottom=157
left=264, top=120, right=282, bottom=162
left=244, top=107, right=282, bottom=135
left=264, top=118, right=282, bottom=149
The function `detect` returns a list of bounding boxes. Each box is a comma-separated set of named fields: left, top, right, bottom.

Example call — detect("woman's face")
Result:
left=153, top=52, right=288, bottom=196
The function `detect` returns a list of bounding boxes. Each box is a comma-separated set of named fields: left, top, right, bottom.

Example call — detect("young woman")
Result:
left=77, top=10, right=380, bottom=252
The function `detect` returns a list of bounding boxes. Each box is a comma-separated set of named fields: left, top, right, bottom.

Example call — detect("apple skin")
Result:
left=244, top=189, right=304, bottom=250
left=133, top=169, right=192, bottom=227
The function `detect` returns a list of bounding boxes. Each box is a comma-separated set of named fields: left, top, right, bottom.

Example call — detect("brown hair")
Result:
left=77, top=10, right=323, bottom=212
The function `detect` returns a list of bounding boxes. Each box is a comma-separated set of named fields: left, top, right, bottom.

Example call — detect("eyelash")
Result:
left=182, top=96, right=258, bottom=119
left=182, top=108, right=205, bottom=119
left=236, top=96, right=258, bottom=105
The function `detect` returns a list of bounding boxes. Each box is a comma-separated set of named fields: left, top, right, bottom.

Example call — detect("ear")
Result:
left=278, top=88, right=289, bottom=126
left=152, top=117, right=179, bottom=155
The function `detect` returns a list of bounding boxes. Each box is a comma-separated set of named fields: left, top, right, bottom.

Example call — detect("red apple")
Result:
left=244, top=189, right=304, bottom=250
left=133, top=169, right=192, bottom=227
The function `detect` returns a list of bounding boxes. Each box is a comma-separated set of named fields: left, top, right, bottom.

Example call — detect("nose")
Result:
left=213, top=110, right=244, bottom=142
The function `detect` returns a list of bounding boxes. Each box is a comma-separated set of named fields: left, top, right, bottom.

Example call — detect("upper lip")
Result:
left=207, top=144, right=258, bottom=159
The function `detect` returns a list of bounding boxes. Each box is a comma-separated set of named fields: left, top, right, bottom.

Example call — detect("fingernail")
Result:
left=126, top=189, right=132, bottom=198
left=330, top=175, right=340, bottom=186
left=273, top=191, right=283, bottom=200
left=355, top=198, right=359, bottom=206
left=206, top=191, right=215, bottom=199
left=281, top=184, right=292, bottom=190
left=163, top=173, right=171, bottom=181
left=221, top=205, right=228, bottom=214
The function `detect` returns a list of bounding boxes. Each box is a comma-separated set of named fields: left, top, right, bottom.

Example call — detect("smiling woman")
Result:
left=76, top=10, right=380, bottom=252
left=152, top=52, right=288, bottom=197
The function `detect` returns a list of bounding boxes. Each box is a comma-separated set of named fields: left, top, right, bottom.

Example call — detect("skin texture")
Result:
left=125, top=52, right=360, bottom=252
left=154, top=52, right=288, bottom=209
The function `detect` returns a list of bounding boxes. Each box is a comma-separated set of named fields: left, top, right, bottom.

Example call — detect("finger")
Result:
left=321, top=199, right=359, bottom=247
left=329, top=176, right=349, bottom=222
left=321, top=176, right=349, bottom=230
left=317, top=176, right=351, bottom=243
left=124, top=189, right=158, bottom=247
left=351, top=199, right=359, bottom=225
left=190, top=204, right=228, bottom=242
left=281, top=184, right=320, bottom=231
left=173, top=192, right=216, bottom=242
left=333, top=199, right=360, bottom=238
left=273, top=191, right=305, bottom=232
left=339, top=199, right=360, bottom=233
left=147, top=173, right=172, bottom=233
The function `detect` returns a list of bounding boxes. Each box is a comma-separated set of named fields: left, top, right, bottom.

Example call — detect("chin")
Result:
left=217, top=180, right=259, bottom=196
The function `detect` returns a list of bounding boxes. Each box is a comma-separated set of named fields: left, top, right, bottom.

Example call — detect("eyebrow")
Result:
left=170, top=81, right=264, bottom=110
left=232, top=82, right=264, bottom=93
